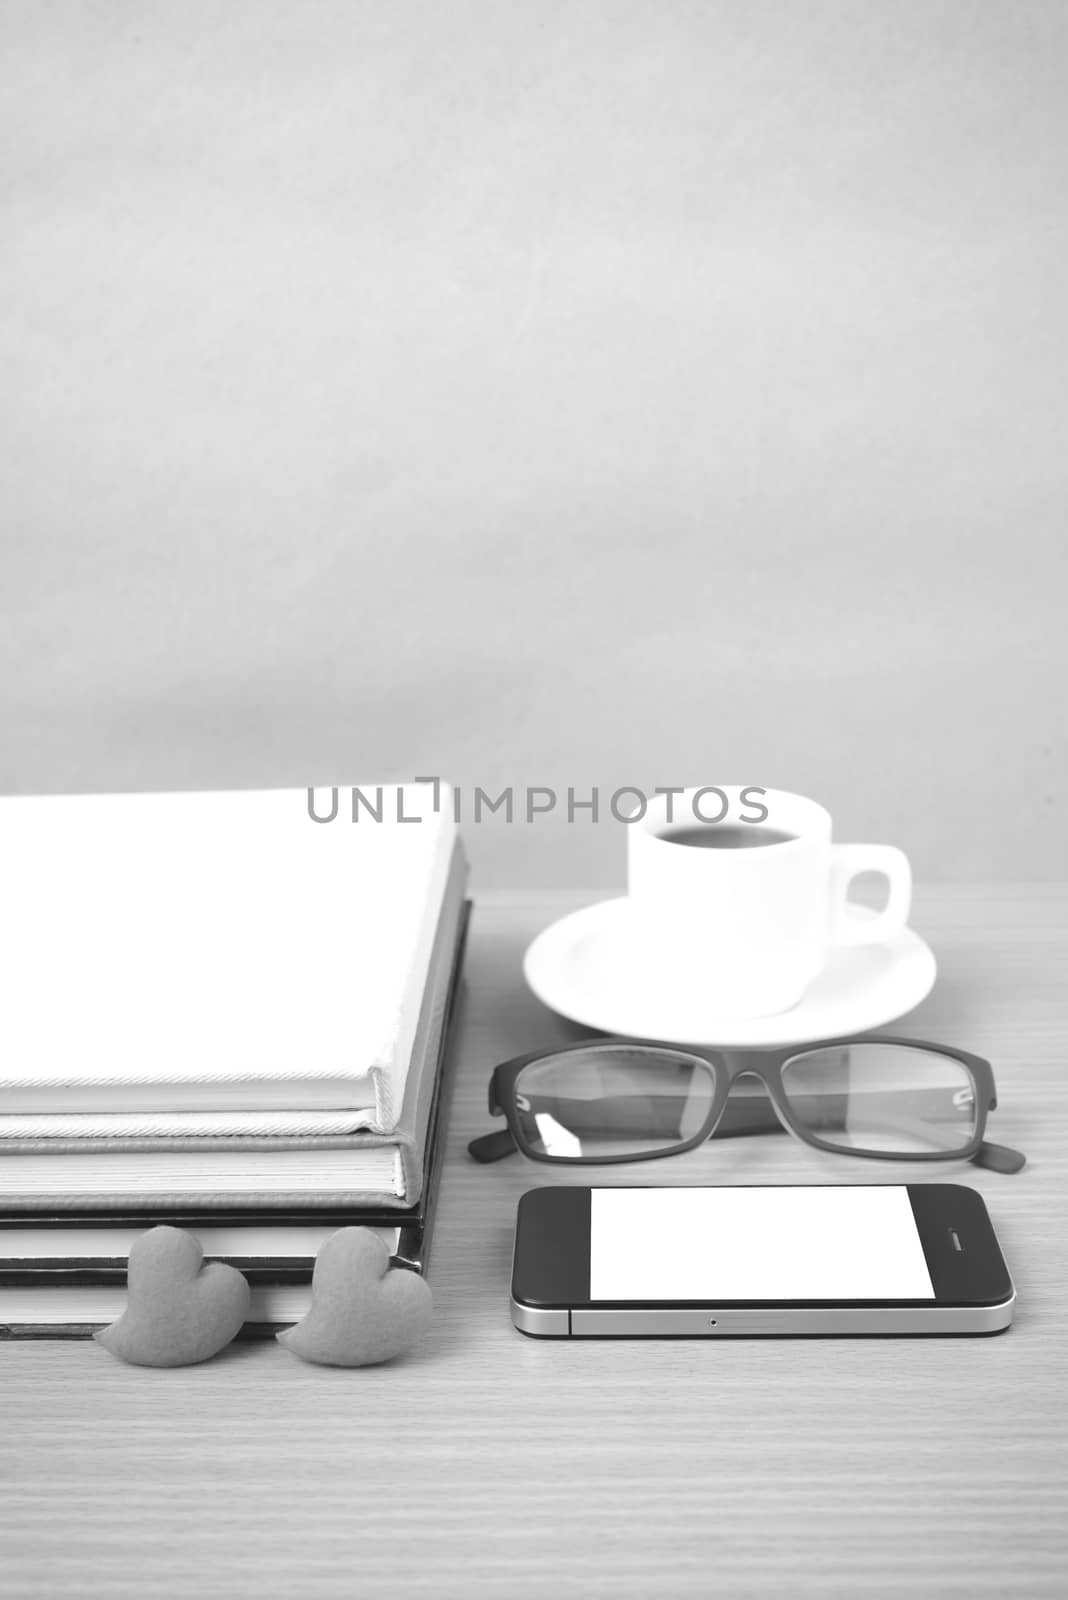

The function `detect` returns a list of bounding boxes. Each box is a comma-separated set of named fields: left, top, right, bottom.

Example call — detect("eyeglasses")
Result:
left=467, top=1037, right=1025, bottom=1174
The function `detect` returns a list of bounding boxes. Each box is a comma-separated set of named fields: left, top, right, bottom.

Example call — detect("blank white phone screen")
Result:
left=589, top=1187, right=935, bottom=1301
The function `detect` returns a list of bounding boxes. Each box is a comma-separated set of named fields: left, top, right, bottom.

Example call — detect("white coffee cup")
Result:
left=626, top=786, right=912, bottom=1019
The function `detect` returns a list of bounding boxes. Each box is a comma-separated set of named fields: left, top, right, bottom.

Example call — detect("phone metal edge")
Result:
left=510, top=1290, right=1015, bottom=1337
left=510, top=1296, right=570, bottom=1336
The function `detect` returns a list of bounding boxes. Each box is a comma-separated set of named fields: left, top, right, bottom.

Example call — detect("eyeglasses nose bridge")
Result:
left=714, top=1066, right=797, bottom=1135
left=727, top=1066, right=766, bottom=1086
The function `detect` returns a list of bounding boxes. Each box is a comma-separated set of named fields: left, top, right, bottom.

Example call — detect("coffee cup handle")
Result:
left=828, top=845, right=912, bottom=945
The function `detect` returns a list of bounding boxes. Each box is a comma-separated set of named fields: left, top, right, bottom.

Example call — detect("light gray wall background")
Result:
left=3, top=1, right=1066, bottom=890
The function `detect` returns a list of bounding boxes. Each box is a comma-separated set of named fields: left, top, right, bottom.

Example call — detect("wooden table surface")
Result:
left=2, top=887, right=1066, bottom=1598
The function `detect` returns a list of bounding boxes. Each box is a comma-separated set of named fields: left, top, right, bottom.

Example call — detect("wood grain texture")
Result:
left=2, top=886, right=1066, bottom=1598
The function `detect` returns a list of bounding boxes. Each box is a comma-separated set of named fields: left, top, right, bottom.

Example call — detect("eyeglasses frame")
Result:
left=483, top=1034, right=1002, bottom=1168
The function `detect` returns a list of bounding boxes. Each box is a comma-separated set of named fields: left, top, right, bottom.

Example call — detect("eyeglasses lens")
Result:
left=511, top=1047, right=717, bottom=1161
left=781, top=1043, right=979, bottom=1156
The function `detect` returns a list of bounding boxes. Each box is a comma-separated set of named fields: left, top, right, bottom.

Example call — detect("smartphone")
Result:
left=511, top=1184, right=1015, bottom=1337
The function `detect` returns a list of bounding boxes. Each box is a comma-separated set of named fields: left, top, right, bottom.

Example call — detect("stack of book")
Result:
left=0, top=785, right=468, bottom=1336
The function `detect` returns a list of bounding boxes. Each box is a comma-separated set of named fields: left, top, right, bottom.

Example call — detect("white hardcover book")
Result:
left=0, top=1223, right=399, bottom=1265
left=0, top=784, right=456, bottom=1133
left=0, top=847, right=467, bottom=1209
left=0, top=1280, right=348, bottom=1329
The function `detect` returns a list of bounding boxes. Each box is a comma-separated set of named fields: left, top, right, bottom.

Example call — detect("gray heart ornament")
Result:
left=277, top=1227, right=433, bottom=1367
left=95, top=1226, right=250, bottom=1367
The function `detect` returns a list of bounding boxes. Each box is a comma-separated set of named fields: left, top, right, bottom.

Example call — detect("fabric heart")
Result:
left=95, top=1226, right=250, bottom=1368
left=277, top=1227, right=433, bottom=1367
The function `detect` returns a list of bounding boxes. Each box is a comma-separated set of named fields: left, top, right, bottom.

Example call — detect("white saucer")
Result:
left=523, top=898, right=937, bottom=1047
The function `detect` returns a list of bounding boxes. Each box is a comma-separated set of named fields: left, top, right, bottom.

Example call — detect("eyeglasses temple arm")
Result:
left=467, top=1128, right=519, bottom=1163
left=971, top=1140, right=1026, bottom=1174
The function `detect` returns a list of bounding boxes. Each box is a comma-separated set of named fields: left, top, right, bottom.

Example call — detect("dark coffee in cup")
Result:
left=660, top=823, right=798, bottom=850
